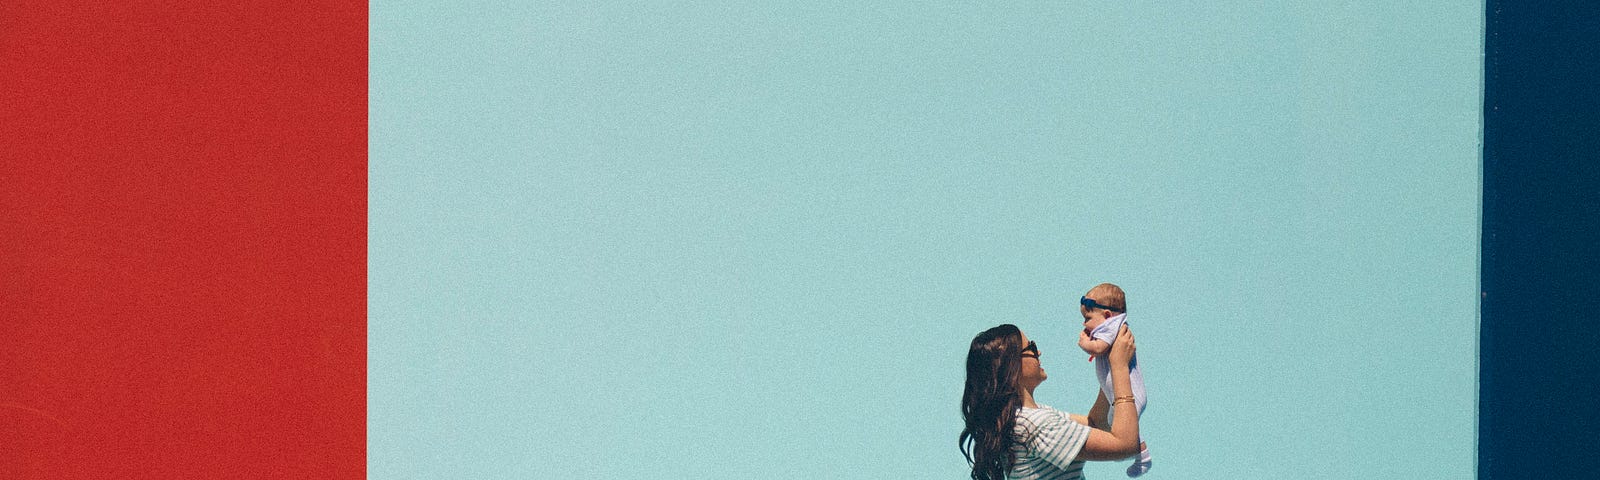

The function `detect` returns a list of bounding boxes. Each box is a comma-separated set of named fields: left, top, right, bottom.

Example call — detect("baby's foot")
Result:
left=1125, top=444, right=1151, bottom=477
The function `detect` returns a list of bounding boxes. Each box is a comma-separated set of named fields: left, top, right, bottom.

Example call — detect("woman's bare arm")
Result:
left=1086, top=391, right=1109, bottom=430
left=1068, top=413, right=1090, bottom=426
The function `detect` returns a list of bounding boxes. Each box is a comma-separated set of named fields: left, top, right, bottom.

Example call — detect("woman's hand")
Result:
left=1108, top=324, right=1135, bottom=365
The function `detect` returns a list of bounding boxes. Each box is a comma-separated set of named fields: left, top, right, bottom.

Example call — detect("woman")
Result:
left=960, top=324, right=1140, bottom=480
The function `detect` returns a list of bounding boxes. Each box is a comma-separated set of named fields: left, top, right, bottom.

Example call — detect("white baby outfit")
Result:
left=1088, top=313, right=1151, bottom=477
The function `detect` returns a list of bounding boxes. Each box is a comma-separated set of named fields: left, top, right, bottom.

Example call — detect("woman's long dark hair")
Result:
left=959, top=324, right=1026, bottom=480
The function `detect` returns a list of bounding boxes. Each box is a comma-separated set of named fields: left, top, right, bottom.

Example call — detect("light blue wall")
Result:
left=370, top=2, right=1481, bottom=478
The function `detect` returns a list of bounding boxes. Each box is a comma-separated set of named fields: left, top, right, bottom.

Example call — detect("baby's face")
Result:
left=1080, top=305, right=1110, bottom=331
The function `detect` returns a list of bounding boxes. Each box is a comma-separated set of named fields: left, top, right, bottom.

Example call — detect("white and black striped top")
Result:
left=1007, top=405, right=1090, bottom=480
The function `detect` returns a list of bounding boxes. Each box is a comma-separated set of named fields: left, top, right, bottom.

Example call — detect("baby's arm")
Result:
left=1078, top=329, right=1112, bottom=358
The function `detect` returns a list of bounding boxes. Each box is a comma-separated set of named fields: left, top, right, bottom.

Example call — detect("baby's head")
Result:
left=1079, top=283, right=1126, bottom=331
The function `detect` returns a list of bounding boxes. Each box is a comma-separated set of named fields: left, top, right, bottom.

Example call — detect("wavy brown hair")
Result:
left=959, top=324, right=1026, bottom=480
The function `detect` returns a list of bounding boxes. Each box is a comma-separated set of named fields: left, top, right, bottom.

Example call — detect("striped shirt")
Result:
left=1007, top=404, right=1091, bottom=480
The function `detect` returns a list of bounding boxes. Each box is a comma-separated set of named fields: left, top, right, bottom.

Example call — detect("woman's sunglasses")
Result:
left=1020, top=341, right=1039, bottom=359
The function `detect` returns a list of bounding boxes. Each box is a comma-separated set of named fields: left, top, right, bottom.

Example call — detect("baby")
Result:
left=1076, top=283, right=1151, bottom=477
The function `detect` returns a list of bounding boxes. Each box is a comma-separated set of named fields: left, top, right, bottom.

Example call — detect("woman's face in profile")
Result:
left=1019, top=331, right=1047, bottom=387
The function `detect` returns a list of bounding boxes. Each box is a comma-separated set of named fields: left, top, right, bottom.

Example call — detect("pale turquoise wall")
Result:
left=370, top=2, right=1481, bottom=478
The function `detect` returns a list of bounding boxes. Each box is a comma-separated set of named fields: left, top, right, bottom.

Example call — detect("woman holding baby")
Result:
left=959, top=323, right=1140, bottom=480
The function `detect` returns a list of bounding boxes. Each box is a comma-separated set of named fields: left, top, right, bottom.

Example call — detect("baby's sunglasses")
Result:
left=1080, top=296, right=1125, bottom=313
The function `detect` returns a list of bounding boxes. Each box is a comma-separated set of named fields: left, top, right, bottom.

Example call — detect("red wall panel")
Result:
left=2, top=2, right=365, bottom=478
